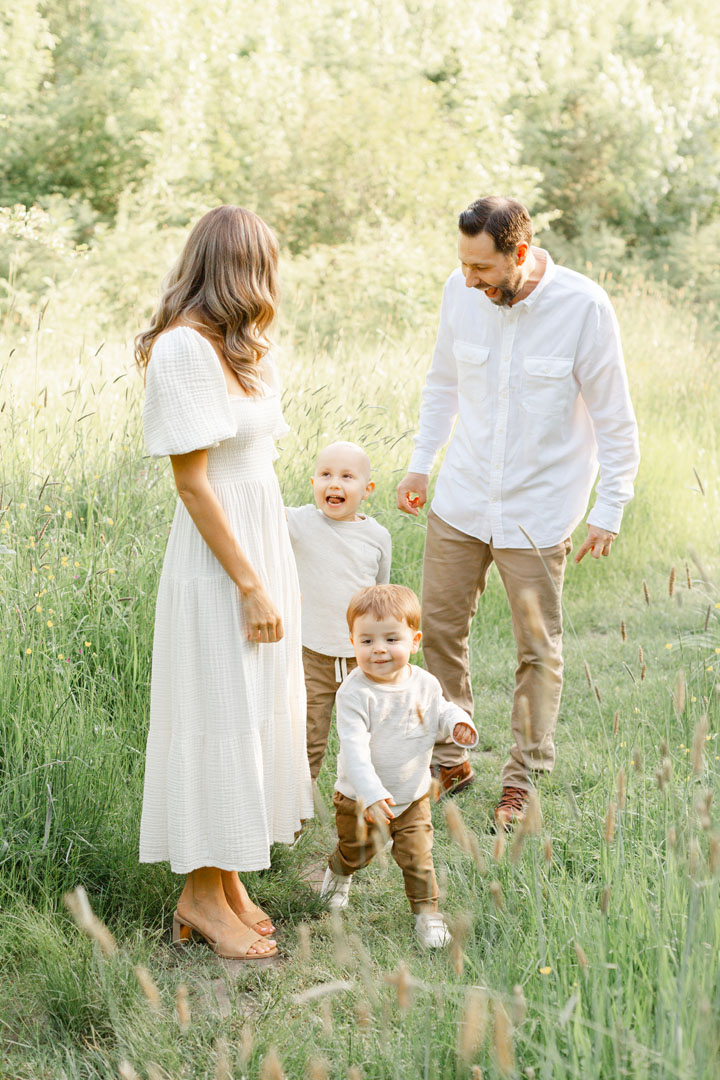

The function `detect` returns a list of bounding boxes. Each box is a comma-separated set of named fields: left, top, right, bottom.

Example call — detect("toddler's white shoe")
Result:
left=415, top=911, right=451, bottom=948
left=320, top=868, right=352, bottom=910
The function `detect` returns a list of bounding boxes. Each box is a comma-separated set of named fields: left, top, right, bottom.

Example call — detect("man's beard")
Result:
left=475, top=271, right=522, bottom=307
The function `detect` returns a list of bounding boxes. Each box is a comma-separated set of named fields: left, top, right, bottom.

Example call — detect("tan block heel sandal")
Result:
left=172, top=911, right=278, bottom=961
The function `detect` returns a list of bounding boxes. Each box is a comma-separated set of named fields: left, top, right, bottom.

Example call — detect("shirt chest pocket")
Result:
left=521, top=356, right=576, bottom=415
left=453, top=342, right=490, bottom=403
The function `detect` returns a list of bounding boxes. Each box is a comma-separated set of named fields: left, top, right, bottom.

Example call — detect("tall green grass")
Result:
left=0, top=283, right=718, bottom=1078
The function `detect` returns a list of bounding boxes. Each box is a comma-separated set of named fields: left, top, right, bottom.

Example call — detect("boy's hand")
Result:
left=365, top=798, right=396, bottom=825
left=453, top=721, right=476, bottom=746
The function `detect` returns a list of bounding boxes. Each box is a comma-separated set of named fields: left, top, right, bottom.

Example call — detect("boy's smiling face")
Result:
left=311, top=443, right=374, bottom=522
left=351, top=614, right=422, bottom=684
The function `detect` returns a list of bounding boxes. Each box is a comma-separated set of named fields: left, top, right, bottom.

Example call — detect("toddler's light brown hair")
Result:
left=346, top=584, right=421, bottom=633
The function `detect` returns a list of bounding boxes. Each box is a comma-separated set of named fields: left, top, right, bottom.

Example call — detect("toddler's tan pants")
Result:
left=303, top=646, right=357, bottom=782
left=328, top=791, right=438, bottom=913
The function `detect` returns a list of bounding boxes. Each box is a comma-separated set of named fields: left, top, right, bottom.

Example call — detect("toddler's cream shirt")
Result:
left=334, top=665, right=478, bottom=814
left=286, top=504, right=391, bottom=657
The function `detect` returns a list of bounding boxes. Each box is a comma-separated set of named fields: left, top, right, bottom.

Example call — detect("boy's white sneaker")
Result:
left=415, top=911, right=451, bottom=948
left=320, top=868, right=352, bottom=910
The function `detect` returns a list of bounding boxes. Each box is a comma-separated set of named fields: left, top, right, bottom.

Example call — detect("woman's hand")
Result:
left=241, top=585, right=284, bottom=643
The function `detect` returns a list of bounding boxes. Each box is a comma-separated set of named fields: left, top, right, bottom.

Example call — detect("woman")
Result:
left=135, top=206, right=312, bottom=960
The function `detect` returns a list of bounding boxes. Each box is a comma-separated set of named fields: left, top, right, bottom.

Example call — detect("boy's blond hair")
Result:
left=346, top=584, right=421, bottom=633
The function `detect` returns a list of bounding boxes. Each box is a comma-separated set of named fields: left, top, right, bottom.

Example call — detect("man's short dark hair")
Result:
left=458, top=196, right=533, bottom=255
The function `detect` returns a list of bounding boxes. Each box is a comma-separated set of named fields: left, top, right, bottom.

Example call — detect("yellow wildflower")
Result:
left=35, top=605, right=42, bottom=613
left=65, top=510, right=72, bottom=520
left=47, top=620, right=53, bottom=628
left=25, top=648, right=32, bottom=655
left=539, top=966, right=552, bottom=975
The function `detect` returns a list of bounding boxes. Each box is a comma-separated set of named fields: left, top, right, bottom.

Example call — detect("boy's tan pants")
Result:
left=422, top=509, right=571, bottom=791
left=328, top=792, right=438, bottom=913
left=303, top=647, right=357, bottom=781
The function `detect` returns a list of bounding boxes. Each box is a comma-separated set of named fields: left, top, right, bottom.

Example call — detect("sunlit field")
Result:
left=1, top=278, right=719, bottom=1079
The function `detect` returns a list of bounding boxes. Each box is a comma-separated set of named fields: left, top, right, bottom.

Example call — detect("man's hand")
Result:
left=396, top=473, right=429, bottom=516
left=574, top=524, right=617, bottom=564
left=365, top=798, right=396, bottom=826
left=453, top=721, right=476, bottom=746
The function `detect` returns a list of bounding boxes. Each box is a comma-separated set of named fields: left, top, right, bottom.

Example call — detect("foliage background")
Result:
left=1, top=2, right=720, bottom=1079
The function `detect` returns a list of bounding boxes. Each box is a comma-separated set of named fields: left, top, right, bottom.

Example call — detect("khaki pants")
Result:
left=329, top=792, right=438, bottom=913
left=303, top=646, right=357, bottom=782
left=422, top=509, right=571, bottom=790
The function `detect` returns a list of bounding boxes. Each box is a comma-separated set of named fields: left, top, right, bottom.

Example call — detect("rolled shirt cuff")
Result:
left=407, top=449, right=435, bottom=476
left=587, top=501, right=624, bottom=535
left=451, top=721, right=479, bottom=749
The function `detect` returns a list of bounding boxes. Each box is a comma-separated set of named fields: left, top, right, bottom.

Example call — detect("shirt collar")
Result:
left=511, top=247, right=555, bottom=311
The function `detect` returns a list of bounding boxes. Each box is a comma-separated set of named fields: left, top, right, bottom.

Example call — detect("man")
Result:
left=396, top=196, right=639, bottom=829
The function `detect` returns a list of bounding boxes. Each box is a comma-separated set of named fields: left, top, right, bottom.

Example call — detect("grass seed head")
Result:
left=685, top=563, right=692, bottom=589
left=621, top=619, right=627, bottom=641
left=297, top=922, right=312, bottom=962
left=543, top=835, right=553, bottom=864
left=708, top=833, right=720, bottom=876
left=574, top=941, right=588, bottom=971
left=613, top=710, right=620, bottom=736
left=240, top=1022, right=254, bottom=1066
left=695, top=790, right=713, bottom=830
left=175, top=983, right=190, bottom=1031
left=642, top=579, right=650, bottom=605
left=444, top=800, right=470, bottom=853
left=260, top=1048, right=287, bottom=1080
left=641, top=663, right=647, bottom=681
left=320, top=997, right=333, bottom=1036
left=583, top=660, right=593, bottom=687
left=638, top=645, right=644, bottom=666
left=666, top=825, right=677, bottom=850
left=688, top=838, right=702, bottom=878
left=489, top=880, right=504, bottom=909
left=604, top=800, right=617, bottom=843
left=493, top=999, right=515, bottom=1077
left=356, top=997, right=372, bottom=1030
left=429, top=776, right=443, bottom=802
left=63, top=886, right=116, bottom=957
left=214, top=1038, right=231, bottom=1080
left=385, top=961, right=413, bottom=1011
left=674, top=669, right=686, bottom=713
left=511, top=984, right=526, bottom=1026
left=600, top=885, right=611, bottom=916
left=347, top=1069, right=363, bottom=1080
left=691, top=715, right=709, bottom=775
left=471, top=1068, right=483, bottom=1080
left=633, top=747, right=643, bottom=772
left=306, top=1057, right=330, bottom=1080
left=492, top=831, right=506, bottom=862
left=510, top=830, right=526, bottom=865
left=146, top=1066, right=165, bottom=1080
left=457, top=985, right=488, bottom=1062
left=522, top=790, right=542, bottom=835
left=467, top=831, right=487, bottom=873
left=668, top=566, right=676, bottom=596
left=133, top=964, right=160, bottom=1012
left=118, top=1063, right=140, bottom=1080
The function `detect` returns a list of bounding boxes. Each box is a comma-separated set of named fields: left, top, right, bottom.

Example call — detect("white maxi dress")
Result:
left=139, top=326, right=313, bottom=873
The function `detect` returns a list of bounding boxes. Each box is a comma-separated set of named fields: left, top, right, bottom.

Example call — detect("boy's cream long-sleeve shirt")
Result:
left=334, top=665, right=478, bottom=814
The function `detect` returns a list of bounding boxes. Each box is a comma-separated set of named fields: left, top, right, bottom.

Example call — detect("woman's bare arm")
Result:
left=170, top=449, right=283, bottom=643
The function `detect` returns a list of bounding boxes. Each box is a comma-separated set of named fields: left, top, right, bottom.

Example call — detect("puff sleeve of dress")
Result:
left=143, top=326, right=236, bottom=457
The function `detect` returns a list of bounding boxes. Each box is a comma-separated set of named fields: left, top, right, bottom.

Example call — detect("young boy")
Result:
left=320, top=584, right=478, bottom=948
left=286, top=442, right=392, bottom=782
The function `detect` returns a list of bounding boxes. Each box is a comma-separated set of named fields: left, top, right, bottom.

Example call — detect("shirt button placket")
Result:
left=489, top=313, right=517, bottom=546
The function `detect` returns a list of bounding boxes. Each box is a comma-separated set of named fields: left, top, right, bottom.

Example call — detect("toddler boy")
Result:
left=320, top=584, right=478, bottom=948
left=286, top=442, right=392, bottom=781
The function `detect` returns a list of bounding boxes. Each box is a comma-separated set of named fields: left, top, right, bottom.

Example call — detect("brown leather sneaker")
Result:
left=493, top=786, right=529, bottom=831
left=432, top=760, right=475, bottom=798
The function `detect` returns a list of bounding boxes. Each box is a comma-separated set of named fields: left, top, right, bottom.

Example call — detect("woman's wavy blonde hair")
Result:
left=134, top=205, right=279, bottom=394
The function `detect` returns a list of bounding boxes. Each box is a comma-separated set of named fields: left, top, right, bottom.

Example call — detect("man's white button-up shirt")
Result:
left=408, top=250, right=640, bottom=549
